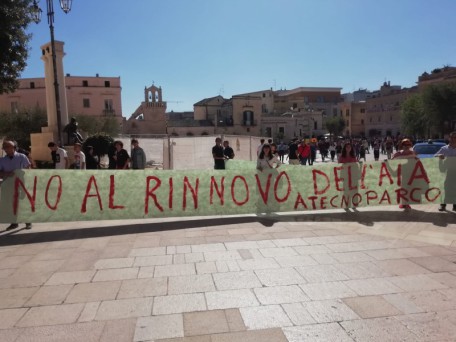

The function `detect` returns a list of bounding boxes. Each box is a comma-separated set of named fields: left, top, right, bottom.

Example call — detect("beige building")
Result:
left=338, top=101, right=367, bottom=137
left=364, top=82, right=417, bottom=137
left=0, top=76, right=123, bottom=122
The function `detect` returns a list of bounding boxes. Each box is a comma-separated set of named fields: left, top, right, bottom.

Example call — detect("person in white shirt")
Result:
left=435, top=131, right=456, bottom=211
left=73, top=143, right=86, bottom=170
left=48, top=142, right=68, bottom=169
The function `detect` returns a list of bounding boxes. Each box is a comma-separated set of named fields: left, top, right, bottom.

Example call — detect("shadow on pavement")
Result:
left=0, top=210, right=454, bottom=247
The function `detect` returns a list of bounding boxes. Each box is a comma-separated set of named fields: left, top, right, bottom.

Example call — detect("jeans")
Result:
left=300, top=158, right=308, bottom=165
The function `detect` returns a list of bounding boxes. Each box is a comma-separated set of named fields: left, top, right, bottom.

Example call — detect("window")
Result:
left=262, top=93, right=266, bottom=98
left=279, top=127, right=285, bottom=134
left=82, top=80, right=88, bottom=87
left=243, top=110, right=254, bottom=126
left=361, top=119, right=364, bottom=124
left=360, top=108, right=365, bottom=113
left=314, top=121, right=317, bottom=130
left=11, top=102, right=18, bottom=113
left=105, top=81, right=110, bottom=87
left=378, top=116, right=381, bottom=122
left=104, top=99, right=113, bottom=110
left=30, top=82, right=35, bottom=89
left=261, top=104, right=268, bottom=113
left=265, top=127, right=272, bottom=137
left=346, top=120, right=349, bottom=127
left=292, top=103, right=297, bottom=109
left=345, top=109, right=350, bottom=117
left=83, top=98, right=90, bottom=108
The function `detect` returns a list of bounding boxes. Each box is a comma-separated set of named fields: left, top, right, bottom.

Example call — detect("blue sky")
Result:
left=22, top=0, right=456, bottom=118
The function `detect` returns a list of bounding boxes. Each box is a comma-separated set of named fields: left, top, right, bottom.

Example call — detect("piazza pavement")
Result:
left=1, top=152, right=456, bottom=341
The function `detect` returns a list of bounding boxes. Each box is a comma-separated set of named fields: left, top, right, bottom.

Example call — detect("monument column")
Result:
left=40, top=40, right=69, bottom=139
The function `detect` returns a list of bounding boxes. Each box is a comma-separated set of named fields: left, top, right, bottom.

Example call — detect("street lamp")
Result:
left=31, top=0, right=73, bottom=146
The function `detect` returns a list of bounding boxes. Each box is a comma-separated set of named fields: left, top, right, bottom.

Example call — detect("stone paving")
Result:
left=0, top=204, right=456, bottom=341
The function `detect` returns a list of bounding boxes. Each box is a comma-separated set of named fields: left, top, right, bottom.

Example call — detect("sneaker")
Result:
left=399, top=204, right=404, bottom=209
left=25, top=223, right=32, bottom=230
left=5, top=224, right=18, bottom=231
left=439, top=204, right=446, bottom=212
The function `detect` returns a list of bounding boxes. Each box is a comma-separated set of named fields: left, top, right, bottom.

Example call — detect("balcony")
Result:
left=242, top=120, right=257, bottom=126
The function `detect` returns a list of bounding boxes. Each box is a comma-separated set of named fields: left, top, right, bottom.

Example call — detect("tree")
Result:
left=0, top=0, right=34, bottom=94
left=422, top=82, right=456, bottom=137
left=0, top=107, right=47, bottom=148
left=325, top=116, right=345, bottom=137
left=83, top=134, right=114, bottom=168
left=401, top=93, right=427, bottom=138
left=74, top=115, right=120, bottom=137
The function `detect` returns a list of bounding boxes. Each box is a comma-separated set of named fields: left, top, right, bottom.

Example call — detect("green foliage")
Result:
left=0, top=0, right=34, bottom=94
left=325, top=116, right=346, bottom=136
left=401, top=93, right=427, bottom=137
left=0, top=107, right=47, bottom=148
left=83, top=134, right=114, bottom=160
left=74, top=115, right=120, bottom=137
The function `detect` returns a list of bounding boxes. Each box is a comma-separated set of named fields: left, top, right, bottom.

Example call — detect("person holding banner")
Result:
left=392, top=139, right=417, bottom=211
left=435, top=131, right=456, bottom=211
left=113, top=140, right=130, bottom=170
left=0, top=140, right=32, bottom=230
left=338, top=143, right=357, bottom=163
left=257, top=144, right=280, bottom=171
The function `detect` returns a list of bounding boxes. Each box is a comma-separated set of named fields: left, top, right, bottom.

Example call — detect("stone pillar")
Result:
left=40, top=41, right=69, bottom=136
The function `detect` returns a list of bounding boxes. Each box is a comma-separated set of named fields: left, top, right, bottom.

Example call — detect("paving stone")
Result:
left=93, top=267, right=139, bottom=282
left=183, top=310, right=229, bottom=336
left=95, top=297, right=153, bottom=320
left=292, top=245, right=332, bottom=255
left=0, top=308, right=28, bottom=329
left=213, top=271, right=261, bottom=290
left=137, top=266, right=156, bottom=278
left=33, top=248, right=77, bottom=261
left=155, top=264, right=195, bottom=277
left=274, top=255, right=318, bottom=267
left=308, top=253, right=339, bottom=264
left=206, top=289, right=259, bottom=310
left=255, top=268, right=305, bottom=286
left=25, top=284, right=73, bottom=306
left=427, top=272, right=456, bottom=287
left=173, top=254, right=186, bottom=264
left=344, top=278, right=404, bottom=296
left=302, top=299, right=359, bottom=323
left=133, top=255, right=173, bottom=267
left=204, top=251, right=242, bottom=262
left=65, top=281, right=121, bottom=303
left=374, top=259, right=431, bottom=276
left=99, top=318, right=137, bottom=342
left=0, top=287, right=38, bottom=309
left=78, top=301, right=100, bottom=322
left=93, top=257, right=134, bottom=269
left=395, top=312, right=456, bottom=341
left=210, top=328, right=288, bottom=342
left=130, top=247, right=169, bottom=257
left=58, top=251, right=100, bottom=272
left=0, top=256, right=33, bottom=269
left=153, top=293, right=206, bottom=315
left=295, top=264, right=349, bottom=283
left=237, top=249, right=253, bottom=260
left=184, top=252, right=204, bottom=263
left=254, top=285, right=308, bottom=304
left=408, top=256, right=456, bottom=272
left=300, top=281, right=357, bottom=300
left=176, top=245, right=192, bottom=254
left=168, top=274, right=215, bottom=294
left=259, top=247, right=298, bottom=258
left=196, top=262, right=217, bottom=274
left=240, top=305, right=292, bottom=330
left=417, top=245, right=456, bottom=256
left=44, top=270, right=96, bottom=285
left=118, top=277, right=167, bottom=299
left=15, top=321, right=106, bottom=342
left=0, top=268, right=15, bottom=279
left=343, top=295, right=402, bottom=318
left=329, top=251, right=374, bottom=263
left=333, top=261, right=391, bottom=279
left=224, top=241, right=260, bottom=250
left=382, top=293, right=424, bottom=314
left=272, top=238, right=308, bottom=247
left=283, top=323, right=354, bottom=342
left=386, top=274, right=448, bottom=292
left=99, top=245, right=133, bottom=258
left=236, top=258, right=280, bottom=271
left=167, top=246, right=177, bottom=254
left=224, top=308, right=246, bottom=332
left=134, top=314, right=184, bottom=341
left=191, top=243, right=226, bottom=253
left=341, top=317, right=420, bottom=342
left=16, top=303, right=84, bottom=327
left=0, top=328, right=22, bottom=342
left=365, top=248, right=429, bottom=260
left=281, top=303, right=316, bottom=325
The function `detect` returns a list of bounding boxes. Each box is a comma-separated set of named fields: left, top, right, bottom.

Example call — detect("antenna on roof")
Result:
left=219, top=85, right=224, bottom=96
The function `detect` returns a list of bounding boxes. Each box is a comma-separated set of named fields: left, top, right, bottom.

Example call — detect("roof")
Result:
left=275, top=87, right=342, bottom=96
left=193, top=95, right=225, bottom=106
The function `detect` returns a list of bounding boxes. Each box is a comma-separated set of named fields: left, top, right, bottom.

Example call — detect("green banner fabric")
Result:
left=0, top=158, right=455, bottom=223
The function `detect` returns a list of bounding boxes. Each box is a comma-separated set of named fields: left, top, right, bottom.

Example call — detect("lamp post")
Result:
left=31, top=0, right=73, bottom=146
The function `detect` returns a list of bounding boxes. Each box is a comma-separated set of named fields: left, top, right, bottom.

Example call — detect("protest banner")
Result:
left=0, top=158, right=454, bottom=223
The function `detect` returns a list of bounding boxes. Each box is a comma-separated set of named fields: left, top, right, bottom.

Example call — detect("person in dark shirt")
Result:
left=288, top=138, right=299, bottom=165
left=212, top=138, right=225, bottom=170
left=113, top=140, right=130, bottom=169
left=223, top=140, right=235, bottom=159
left=85, top=145, right=99, bottom=170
